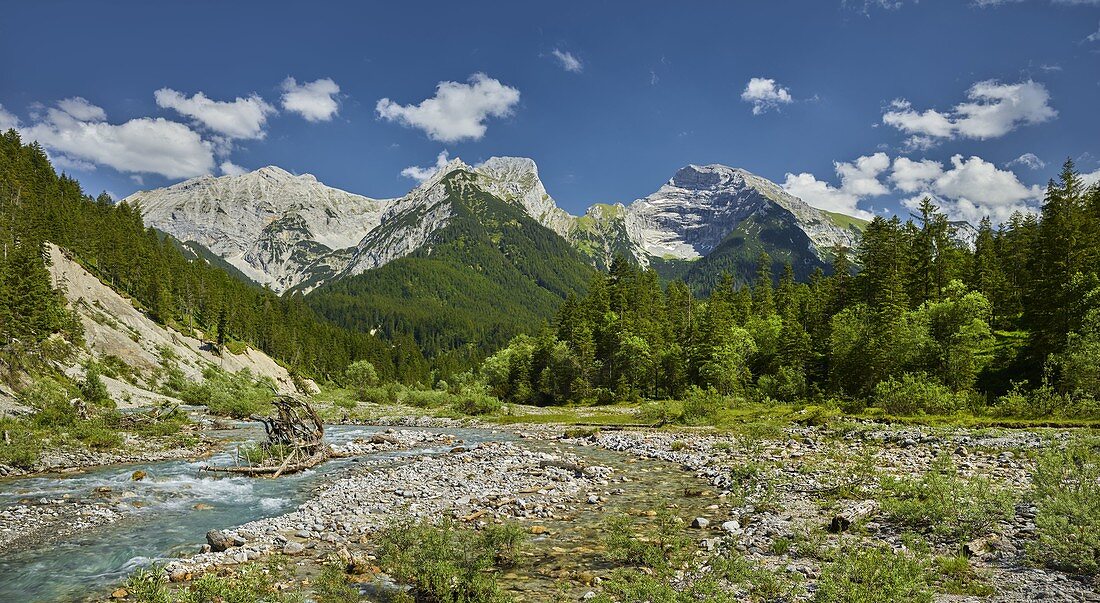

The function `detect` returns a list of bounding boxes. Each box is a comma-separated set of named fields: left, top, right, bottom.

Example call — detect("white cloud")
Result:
left=55, top=97, right=106, bottom=122
left=376, top=73, right=521, bottom=142
left=837, top=152, right=892, bottom=196
left=896, top=154, right=1042, bottom=223
left=1078, top=167, right=1100, bottom=188
left=1007, top=152, right=1046, bottom=170
left=281, top=77, right=340, bottom=122
left=220, top=160, right=248, bottom=176
left=401, top=150, right=451, bottom=181
left=551, top=49, right=583, bottom=73
left=976, top=0, right=1100, bottom=6
left=883, top=80, right=1056, bottom=147
left=155, top=88, right=275, bottom=140
left=19, top=98, right=214, bottom=178
left=787, top=151, right=1041, bottom=224
left=783, top=173, right=871, bottom=219
left=0, top=104, right=19, bottom=130
left=741, top=77, right=793, bottom=115
left=782, top=153, right=889, bottom=219
left=890, top=157, right=944, bottom=192
left=1087, top=20, right=1100, bottom=42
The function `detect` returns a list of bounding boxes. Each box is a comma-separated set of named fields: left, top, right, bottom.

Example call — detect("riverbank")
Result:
left=3, top=402, right=1098, bottom=602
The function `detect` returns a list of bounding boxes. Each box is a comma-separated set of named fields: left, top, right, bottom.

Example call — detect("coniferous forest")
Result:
left=482, top=164, right=1100, bottom=419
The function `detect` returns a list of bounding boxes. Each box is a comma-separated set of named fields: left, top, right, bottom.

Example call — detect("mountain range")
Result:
left=127, top=157, right=865, bottom=294
left=125, top=157, right=866, bottom=356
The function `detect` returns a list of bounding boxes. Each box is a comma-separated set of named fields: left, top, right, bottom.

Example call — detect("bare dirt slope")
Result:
left=46, top=244, right=305, bottom=405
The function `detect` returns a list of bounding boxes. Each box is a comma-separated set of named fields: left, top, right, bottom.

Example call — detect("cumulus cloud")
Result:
left=786, top=152, right=1042, bottom=224
left=895, top=155, right=1042, bottom=223
left=741, top=77, right=793, bottom=115
left=783, top=173, right=871, bottom=219
left=1007, top=152, right=1046, bottom=170
left=1082, top=167, right=1100, bottom=188
left=883, top=80, right=1056, bottom=148
left=281, top=77, right=340, bottom=122
left=401, top=150, right=452, bottom=181
left=0, top=104, right=20, bottom=131
left=782, top=153, right=889, bottom=219
left=551, top=49, right=583, bottom=73
left=155, top=88, right=275, bottom=140
left=55, top=97, right=107, bottom=122
left=890, top=157, right=944, bottom=192
left=376, top=73, right=521, bottom=142
left=837, top=152, right=892, bottom=196
left=19, top=97, right=214, bottom=178
left=220, top=160, right=248, bottom=176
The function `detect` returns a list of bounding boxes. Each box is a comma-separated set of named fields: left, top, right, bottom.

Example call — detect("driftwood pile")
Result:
left=201, top=396, right=334, bottom=478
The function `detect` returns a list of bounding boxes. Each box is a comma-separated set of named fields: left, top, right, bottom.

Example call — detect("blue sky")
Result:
left=2, top=0, right=1099, bottom=223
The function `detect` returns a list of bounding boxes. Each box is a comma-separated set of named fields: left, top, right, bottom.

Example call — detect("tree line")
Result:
left=482, top=161, right=1100, bottom=416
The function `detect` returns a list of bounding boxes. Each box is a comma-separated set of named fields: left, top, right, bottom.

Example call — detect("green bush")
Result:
left=679, top=386, right=726, bottom=425
left=873, top=373, right=970, bottom=415
left=815, top=545, right=932, bottom=603
left=377, top=519, right=521, bottom=603
left=1030, top=443, right=1100, bottom=574
left=403, top=388, right=451, bottom=409
left=602, top=509, right=691, bottom=574
left=344, top=360, right=379, bottom=393
left=125, top=557, right=305, bottom=603
left=0, top=418, right=40, bottom=468
left=79, top=362, right=112, bottom=406
left=879, top=454, right=1015, bottom=541
left=635, top=400, right=682, bottom=425
left=451, top=392, right=502, bottom=416
left=180, top=368, right=274, bottom=418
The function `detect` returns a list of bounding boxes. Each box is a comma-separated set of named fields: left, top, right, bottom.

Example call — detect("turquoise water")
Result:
left=0, top=425, right=508, bottom=602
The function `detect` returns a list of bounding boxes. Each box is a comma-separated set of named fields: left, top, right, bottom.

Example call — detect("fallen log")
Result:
left=201, top=396, right=332, bottom=478
left=828, top=499, right=878, bottom=533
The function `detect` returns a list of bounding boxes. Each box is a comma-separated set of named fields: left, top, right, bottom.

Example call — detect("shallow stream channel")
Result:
left=0, top=424, right=723, bottom=602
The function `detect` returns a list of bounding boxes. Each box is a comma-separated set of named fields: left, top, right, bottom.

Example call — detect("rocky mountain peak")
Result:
left=669, top=164, right=750, bottom=190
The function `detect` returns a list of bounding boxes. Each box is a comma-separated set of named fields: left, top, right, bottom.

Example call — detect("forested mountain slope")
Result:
left=0, top=130, right=414, bottom=383
left=306, top=170, right=595, bottom=367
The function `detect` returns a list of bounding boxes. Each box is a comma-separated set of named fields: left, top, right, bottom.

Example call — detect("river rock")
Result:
left=283, top=541, right=305, bottom=555
left=205, top=529, right=239, bottom=552
left=691, top=517, right=710, bottom=528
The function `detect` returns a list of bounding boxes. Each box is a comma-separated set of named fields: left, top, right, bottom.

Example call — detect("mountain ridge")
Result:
left=128, top=156, right=869, bottom=294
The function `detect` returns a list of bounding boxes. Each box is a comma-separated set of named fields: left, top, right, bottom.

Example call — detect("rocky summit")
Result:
left=132, top=158, right=868, bottom=295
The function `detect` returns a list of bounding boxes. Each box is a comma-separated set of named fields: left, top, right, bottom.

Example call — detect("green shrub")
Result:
left=679, top=387, right=726, bottom=425
left=451, top=392, right=502, bottom=416
left=312, top=561, right=358, bottom=603
left=125, top=557, right=304, bottom=603
left=815, top=545, right=932, bottom=603
left=25, top=378, right=79, bottom=428
left=344, top=360, right=379, bottom=394
left=403, top=388, right=450, bottom=409
left=0, top=418, right=40, bottom=468
left=377, top=519, right=520, bottom=603
left=1030, top=443, right=1100, bottom=574
left=602, top=509, right=692, bottom=574
left=873, top=373, right=970, bottom=415
left=181, top=368, right=274, bottom=418
left=879, top=454, right=1015, bottom=541
left=635, top=400, right=682, bottom=425
left=79, top=362, right=113, bottom=406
